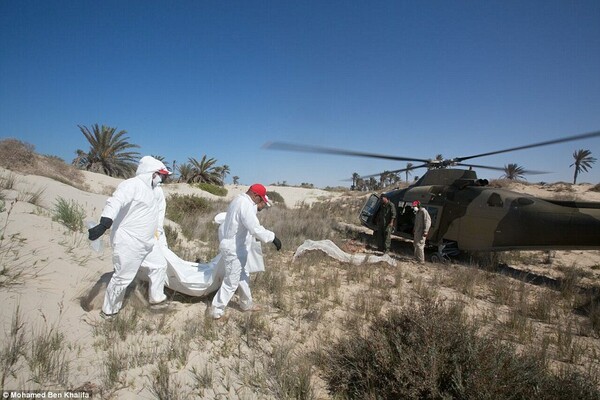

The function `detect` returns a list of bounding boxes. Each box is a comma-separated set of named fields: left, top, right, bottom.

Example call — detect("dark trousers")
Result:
left=375, top=225, right=392, bottom=252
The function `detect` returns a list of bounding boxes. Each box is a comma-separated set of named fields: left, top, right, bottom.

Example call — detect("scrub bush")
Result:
left=166, top=194, right=210, bottom=225
left=266, top=191, right=285, bottom=206
left=0, top=139, right=85, bottom=189
left=0, top=138, right=36, bottom=170
left=52, top=197, right=86, bottom=232
left=194, top=182, right=227, bottom=197
left=259, top=204, right=338, bottom=249
left=319, top=298, right=600, bottom=400
left=0, top=172, right=17, bottom=190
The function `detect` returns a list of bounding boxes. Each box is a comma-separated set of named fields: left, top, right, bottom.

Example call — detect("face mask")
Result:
left=413, top=207, right=419, bottom=213
left=152, top=175, right=162, bottom=187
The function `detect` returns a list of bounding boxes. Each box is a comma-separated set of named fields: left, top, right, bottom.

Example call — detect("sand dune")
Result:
left=1, top=166, right=599, bottom=397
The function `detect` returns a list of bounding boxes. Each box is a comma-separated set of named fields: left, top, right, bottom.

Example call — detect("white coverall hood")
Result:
left=100, top=155, right=169, bottom=315
left=136, top=156, right=168, bottom=176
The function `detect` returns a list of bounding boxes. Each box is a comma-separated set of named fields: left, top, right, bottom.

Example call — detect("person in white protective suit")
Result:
left=214, top=194, right=270, bottom=304
left=211, top=184, right=281, bottom=320
left=88, top=156, right=172, bottom=319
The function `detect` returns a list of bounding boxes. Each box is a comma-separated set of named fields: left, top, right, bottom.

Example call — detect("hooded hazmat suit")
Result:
left=211, top=193, right=275, bottom=318
left=101, top=156, right=170, bottom=315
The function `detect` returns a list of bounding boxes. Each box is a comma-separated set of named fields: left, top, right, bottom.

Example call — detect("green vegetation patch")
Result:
left=320, top=298, right=600, bottom=400
left=266, top=190, right=285, bottom=206
left=194, top=182, right=227, bottom=197
left=52, top=197, right=86, bottom=232
left=166, top=194, right=211, bottom=225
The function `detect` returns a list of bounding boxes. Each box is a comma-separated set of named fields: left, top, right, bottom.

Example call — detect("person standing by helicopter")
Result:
left=412, top=200, right=431, bottom=263
left=375, top=194, right=396, bottom=254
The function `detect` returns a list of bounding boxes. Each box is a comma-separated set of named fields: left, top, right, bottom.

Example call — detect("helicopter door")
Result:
left=359, top=194, right=380, bottom=229
left=396, top=202, right=415, bottom=234
left=396, top=202, right=441, bottom=239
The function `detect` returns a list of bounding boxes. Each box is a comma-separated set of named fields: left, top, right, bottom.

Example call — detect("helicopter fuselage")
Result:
left=360, top=169, right=600, bottom=252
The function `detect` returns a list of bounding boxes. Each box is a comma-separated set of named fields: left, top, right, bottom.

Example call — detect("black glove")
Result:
left=272, top=236, right=282, bottom=251
left=88, top=217, right=113, bottom=241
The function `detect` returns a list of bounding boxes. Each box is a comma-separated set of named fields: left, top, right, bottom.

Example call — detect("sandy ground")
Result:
left=1, top=166, right=599, bottom=397
left=0, top=167, right=347, bottom=397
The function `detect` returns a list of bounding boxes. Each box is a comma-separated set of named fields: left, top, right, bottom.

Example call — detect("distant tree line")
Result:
left=73, top=123, right=596, bottom=188
left=73, top=124, right=231, bottom=186
left=351, top=151, right=596, bottom=190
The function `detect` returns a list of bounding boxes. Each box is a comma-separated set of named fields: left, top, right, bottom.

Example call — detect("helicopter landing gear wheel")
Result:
left=430, top=253, right=445, bottom=264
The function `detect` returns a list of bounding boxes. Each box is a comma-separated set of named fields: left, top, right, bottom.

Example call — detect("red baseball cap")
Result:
left=249, top=183, right=268, bottom=203
left=412, top=200, right=421, bottom=207
left=158, top=168, right=172, bottom=175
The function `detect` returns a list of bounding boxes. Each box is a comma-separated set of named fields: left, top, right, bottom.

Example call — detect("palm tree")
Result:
left=220, top=164, right=231, bottom=182
left=75, top=124, right=140, bottom=177
left=502, top=163, right=526, bottom=181
left=351, top=172, right=360, bottom=190
left=188, top=155, right=222, bottom=185
left=72, top=149, right=89, bottom=169
left=356, top=177, right=365, bottom=191
left=176, top=162, right=194, bottom=183
left=570, top=149, right=596, bottom=184
left=379, top=171, right=389, bottom=187
left=368, top=177, right=378, bottom=190
left=405, top=163, right=413, bottom=183
left=232, top=176, right=240, bottom=185
left=379, top=170, right=398, bottom=187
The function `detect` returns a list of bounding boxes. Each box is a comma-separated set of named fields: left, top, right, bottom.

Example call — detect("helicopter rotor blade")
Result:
left=455, top=130, right=600, bottom=163
left=456, top=163, right=549, bottom=175
left=262, top=141, right=431, bottom=163
left=351, top=163, right=429, bottom=180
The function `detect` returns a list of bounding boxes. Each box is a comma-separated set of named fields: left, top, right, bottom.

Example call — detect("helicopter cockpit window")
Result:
left=487, top=193, right=503, bottom=208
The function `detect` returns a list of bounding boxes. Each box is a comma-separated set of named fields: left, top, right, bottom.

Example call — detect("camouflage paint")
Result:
left=362, top=169, right=600, bottom=253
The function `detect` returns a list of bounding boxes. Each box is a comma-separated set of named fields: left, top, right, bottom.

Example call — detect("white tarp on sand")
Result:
left=293, top=239, right=397, bottom=267
left=148, top=239, right=395, bottom=297
left=161, top=247, right=226, bottom=297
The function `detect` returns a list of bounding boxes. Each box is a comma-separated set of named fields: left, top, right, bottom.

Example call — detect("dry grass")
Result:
left=1, top=161, right=600, bottom=397
left=0, top=138, right=87, bottom=190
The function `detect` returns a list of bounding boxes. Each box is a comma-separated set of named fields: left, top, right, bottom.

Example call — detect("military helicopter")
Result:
left=264, top=130, right=600, bottom=262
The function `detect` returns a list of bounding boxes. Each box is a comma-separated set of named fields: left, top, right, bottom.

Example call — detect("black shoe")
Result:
left=100, top=311, right=118, bottom=321
left=149, top=299, right=170, bottom=310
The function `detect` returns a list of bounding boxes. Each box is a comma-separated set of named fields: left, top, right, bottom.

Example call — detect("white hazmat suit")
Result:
left=211, top=193, right=275, bottom=318
left=100, top=156, right=170, bottom=315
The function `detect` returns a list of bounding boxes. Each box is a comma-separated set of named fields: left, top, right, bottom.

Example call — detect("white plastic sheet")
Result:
left=293, top=239, right=397, bottom=267
left=86, top=221, right=103, bottom=253
left=142, top=241, right=266, bottom=297
left=160, top=247, right=225, bottom=297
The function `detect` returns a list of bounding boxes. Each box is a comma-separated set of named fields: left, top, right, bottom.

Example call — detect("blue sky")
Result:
left=1, top=1, right=599, bottom=188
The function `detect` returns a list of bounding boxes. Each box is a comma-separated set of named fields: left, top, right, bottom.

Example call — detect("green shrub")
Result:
left=0, top=172, right=18, bottom=190
left=194, top=182, right=227, bottom=197
left=267, top=190, right=285, bottom=206
left=166, top=194, right=210, bottom=225
left=52, top=197, right=86, bottom=232
left=319, top=298, right=600, bottom=400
